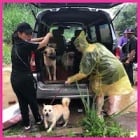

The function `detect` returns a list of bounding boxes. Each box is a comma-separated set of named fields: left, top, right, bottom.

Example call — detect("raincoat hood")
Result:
left=74, top=31, right=89, bottom=52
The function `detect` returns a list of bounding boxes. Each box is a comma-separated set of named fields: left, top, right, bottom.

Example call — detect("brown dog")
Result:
left=61, top=52, right=74, bottom=70
left=43, top=44, right=56, bottom=80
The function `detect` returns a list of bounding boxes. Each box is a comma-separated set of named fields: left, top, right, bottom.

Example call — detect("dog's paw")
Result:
left=49, top=77, right=52, bottom=81
left=63, top=123, right=67, bottom=127
left=45, top=125, right=48, bottom=129
left=47, top=128, right=52, bottom=133
left=53, top=77, right=56, bottom=81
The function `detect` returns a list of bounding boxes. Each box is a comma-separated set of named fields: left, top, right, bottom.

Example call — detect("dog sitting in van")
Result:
left=61, top=52, right=75, bottom=71
left=43, top=43, right=56, bottom=80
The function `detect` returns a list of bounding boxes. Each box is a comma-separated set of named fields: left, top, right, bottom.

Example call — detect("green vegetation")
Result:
left=112, top=3, right=137, bottom=34
left=3, top=4, right=36, bottom=64
left=3, top=3, right=137, bottom=44
left=76, top=82, right=131, bottom=137
left=3, top=4, right=35, bottom=44
left=3, top=43, right=11, bottom=64
left=3, top=3, right=136, bottom=64
left=81, top=110, right=130, bottom=137
left=4, top=123, right=23, bottom=136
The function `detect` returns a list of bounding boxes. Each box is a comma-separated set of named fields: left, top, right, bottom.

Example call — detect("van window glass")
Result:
left=99, top=24, right=111, bottom=43
left=63, top=28, right=74, bottom=43
left=110, top=24, right=117, bottom=49
left=63, top=27, right=83, bottom=43
left=110, top=24, right=116, bottom=41
left=50, top=26, right=82, bottom=43
left=89, top=26, right=97, bottom=42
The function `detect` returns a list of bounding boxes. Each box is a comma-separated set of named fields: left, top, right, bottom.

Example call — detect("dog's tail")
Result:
left=62, top=98, right=70, bottom=107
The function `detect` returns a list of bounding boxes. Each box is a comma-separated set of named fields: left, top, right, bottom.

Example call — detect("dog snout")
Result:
left=44, top=51, right=47, bottom=55
left=46, top=113, right=49, bottom=117
left=50, top=52, right=55, bottom=55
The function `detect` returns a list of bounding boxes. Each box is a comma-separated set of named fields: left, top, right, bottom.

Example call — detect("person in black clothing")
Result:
left=10, top=22, right=53, bottom=130
left=70, top=30, right=82, bottom=74
left=123, top=28, right=137, bottom=86
left=52, top=27, right=66, bottom=65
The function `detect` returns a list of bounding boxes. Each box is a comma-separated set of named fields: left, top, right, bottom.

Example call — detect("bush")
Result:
left=3, top=43, right=11, bottom=64
left=81, top=110, right=130, bottom=137
left=76, top=82, right=130, bottom=137
left=3, top=4, right=35, bottom=43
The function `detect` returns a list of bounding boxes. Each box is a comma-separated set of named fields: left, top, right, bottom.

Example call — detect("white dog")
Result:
left=42, top=98, right=70, bottom=132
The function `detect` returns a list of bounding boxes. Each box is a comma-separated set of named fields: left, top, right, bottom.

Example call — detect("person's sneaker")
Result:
left=24, top=125, right=31, bottom=131
left=36, top=119, right=43, bottom=125
left=36, top=116, right=43, bottom=125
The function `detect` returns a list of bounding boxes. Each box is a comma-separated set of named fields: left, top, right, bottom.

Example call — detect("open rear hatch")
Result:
left=31, top=3, right=122, bottom=99
left=32, top=3, right=121, bottom=9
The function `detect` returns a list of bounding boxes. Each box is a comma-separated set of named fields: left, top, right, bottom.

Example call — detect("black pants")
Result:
left=123, top=63, right=134, bottom=86
left=11, top=72, right=41, bottom=126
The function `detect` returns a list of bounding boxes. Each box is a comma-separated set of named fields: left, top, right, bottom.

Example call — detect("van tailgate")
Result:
left=37, top=82, right=91, bottom=99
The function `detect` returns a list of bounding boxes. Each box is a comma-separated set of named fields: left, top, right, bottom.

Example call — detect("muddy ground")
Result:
left=2, top=65, right=137, bottom=137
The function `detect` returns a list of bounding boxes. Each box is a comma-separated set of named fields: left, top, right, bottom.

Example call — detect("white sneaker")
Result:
left=24, top=125, right=31, bottom=130
left=36, top=120, right=43, bottom=125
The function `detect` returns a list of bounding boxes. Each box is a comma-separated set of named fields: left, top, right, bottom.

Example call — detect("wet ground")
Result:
left=2, top=65, right=137, bottom=137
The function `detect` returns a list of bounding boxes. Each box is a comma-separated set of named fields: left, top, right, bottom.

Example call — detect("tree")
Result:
left=3, top=4, right=35, bottom=43
left=112, top=3, right=137, bottom=34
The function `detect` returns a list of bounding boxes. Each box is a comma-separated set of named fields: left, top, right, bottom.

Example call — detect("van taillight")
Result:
left=114, top=47, right=121, bottom=59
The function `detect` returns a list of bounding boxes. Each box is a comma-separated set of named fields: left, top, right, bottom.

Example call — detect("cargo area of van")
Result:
left=31, top=26, right=90, bottom=99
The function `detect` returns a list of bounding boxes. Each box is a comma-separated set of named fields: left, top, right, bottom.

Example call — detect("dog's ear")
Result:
left=42, top=104, right=46, bottom=107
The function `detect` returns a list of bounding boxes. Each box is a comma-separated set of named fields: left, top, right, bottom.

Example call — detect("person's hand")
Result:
left=125, top=59, right=130, bottom=64
left=46, top=32, right=53, bottom=38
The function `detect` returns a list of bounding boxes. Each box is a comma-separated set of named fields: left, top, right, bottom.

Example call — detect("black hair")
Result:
left=12, top=30, right=18, bottom=45
left=12, top=22, right=33, bottom=45
left=73, top=29, right=96, bottom=44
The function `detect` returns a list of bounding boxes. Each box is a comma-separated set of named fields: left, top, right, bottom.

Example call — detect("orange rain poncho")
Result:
left=66, top=31, right=133, bottom=96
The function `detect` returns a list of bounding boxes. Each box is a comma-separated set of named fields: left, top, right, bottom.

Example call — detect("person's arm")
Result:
left=65, top=73, right=87, bottom=84
left=126, top=37, right=137, bottom=63
left=31, top=37, right=44, bottom=42
left=126, top=49, right=135, bottom=63
left=37, top=32, right=53, bottom=49
left=65, top=48, right=96, bottom=85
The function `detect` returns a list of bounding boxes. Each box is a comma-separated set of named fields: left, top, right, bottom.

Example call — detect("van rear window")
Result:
left=89, top=26, right=97, bottom=42
left=99, top=24, right=111, bottom=43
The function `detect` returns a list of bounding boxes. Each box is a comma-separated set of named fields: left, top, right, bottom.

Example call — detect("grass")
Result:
left=4, top=123, right=23, bottom=136
left=3, top=121, right=81, bottom=137
left=3, top=4, right=35, bottom=44
left=81, top=110, right=130, bottom=137
left=76, top=82, right=131, bottom=137
left=4, top=121, right=54, bottom=137
left=3, top=4, right=36, bottom=64
left=3, top=43, right=11, bottom=65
